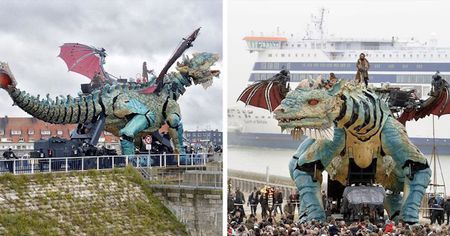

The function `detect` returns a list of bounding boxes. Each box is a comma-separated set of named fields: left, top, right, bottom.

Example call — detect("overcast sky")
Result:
left=0, top=0, right=222, bottom=131
left=228, top=0, right=450, bottom=138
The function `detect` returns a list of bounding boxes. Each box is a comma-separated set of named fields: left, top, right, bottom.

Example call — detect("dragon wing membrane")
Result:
left=398, top=86, right=450, bottom=124
left=237, top=79, right=287, bottom=112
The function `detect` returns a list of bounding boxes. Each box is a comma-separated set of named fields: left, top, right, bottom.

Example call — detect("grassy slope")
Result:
left=0, top=167, right=188, bottom=236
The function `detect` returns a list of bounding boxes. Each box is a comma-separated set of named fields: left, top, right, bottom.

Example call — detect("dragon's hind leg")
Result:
left=119, top=113, right=156, bottom=155
left=381, top=117, right=431, bottom=224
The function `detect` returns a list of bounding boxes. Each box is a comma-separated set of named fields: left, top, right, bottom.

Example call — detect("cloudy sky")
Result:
left=228, top=0, right=450, bottom=138
left=0, top=0, right=222, bottom=131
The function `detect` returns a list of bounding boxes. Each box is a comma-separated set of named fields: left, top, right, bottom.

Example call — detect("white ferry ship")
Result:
left=228, top=8, right=450, bottom=154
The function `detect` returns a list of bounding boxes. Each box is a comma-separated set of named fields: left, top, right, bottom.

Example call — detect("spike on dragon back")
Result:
left=238, top=69, right=450, bottom=224
left=0, top=29, right=220, bottom=160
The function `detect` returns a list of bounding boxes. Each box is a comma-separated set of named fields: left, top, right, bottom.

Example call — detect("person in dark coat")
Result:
left=3, top=148, right=17, bottom=173
left=227, top=192, right=235, bottom=214
left=273, top=187, right=283, bottom=216
left=287, top=190, right=300, bottom=215
left=247, top=187, right=260, bottom=216
left=260, top=190, right=269, bottom=220
left=444, top=197, right=450, bottom=225
left=234, top=187, right=245, bottom=216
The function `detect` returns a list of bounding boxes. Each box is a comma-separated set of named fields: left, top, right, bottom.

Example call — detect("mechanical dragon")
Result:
left=0, top=39, right=219, bottom=160
left=238, top=71, right=450, bottom=224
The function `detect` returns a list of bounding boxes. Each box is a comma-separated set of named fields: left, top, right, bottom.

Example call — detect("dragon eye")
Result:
left=308, top=99, right=320, bottom=105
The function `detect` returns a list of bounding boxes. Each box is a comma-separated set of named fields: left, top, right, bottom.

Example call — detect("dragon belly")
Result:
left=346, top=132, right=380, bottom=169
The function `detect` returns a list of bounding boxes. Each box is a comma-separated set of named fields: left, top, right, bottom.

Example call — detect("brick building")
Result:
left=0, top=116, right=120, bottom=156
left=184, top=129, right=223, bottom=147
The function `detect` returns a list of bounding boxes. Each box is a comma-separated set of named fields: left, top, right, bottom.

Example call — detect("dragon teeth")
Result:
left=289, top=127, right=304, bottom=140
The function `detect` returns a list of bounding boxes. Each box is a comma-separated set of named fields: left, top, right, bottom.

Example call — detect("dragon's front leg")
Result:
left=290, top=128, right=346, bottom=222
left=381, top=117, right=431, bottom=224
left=166, top=112, right=191, bottom=165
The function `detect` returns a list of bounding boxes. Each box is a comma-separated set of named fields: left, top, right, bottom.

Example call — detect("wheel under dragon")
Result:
left=238, top=75, right=441, bottom=224
left=0, top=52, right=219, bottom=163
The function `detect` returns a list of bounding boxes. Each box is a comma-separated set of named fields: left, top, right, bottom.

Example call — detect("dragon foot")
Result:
left=400, top=168, right=431, bottom=224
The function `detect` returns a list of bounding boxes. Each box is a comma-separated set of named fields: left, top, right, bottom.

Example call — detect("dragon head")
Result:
left=274, top=79, right=344, bottom=140
left=176, top=52, right=220, bottom=89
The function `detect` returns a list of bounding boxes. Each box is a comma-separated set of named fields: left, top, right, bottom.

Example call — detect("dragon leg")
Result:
left=166, top=112, right=189, bottom=164
left=119, top=112, right=156, bottom=155
left=381, top=117, right=431, bottom=224
left=290, top=128, right=346, bottom=222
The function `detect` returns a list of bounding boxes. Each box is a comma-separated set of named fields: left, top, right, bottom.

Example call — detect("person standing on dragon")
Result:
left=0, top=29, right=220, bottom=160
left=356, top=53, right=370, bottom=87
left=239, top=70, right=432, bottom=224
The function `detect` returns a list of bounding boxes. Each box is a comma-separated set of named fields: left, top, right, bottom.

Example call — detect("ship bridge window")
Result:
left=297, top=44, right=300, bottom=47
left=268, top=54, right=272, bottom=57
left=431, top=54, right=433, bottom=58
left=389, top=54, right=392, bottom=58
left=410, top=54, right=413, bottom=58
left=301, top=53, right=304, bottom=57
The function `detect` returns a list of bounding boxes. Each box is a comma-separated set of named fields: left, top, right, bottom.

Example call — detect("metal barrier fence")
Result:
left=143, top=169, right=223, bottom=188
left=0, top=153, right=210, bottom=175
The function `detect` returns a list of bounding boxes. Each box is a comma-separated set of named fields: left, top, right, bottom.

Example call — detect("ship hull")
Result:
left=228, top=131, right=450, bottom=155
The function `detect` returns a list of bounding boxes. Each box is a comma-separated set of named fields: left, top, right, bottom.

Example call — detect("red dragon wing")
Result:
left=237, top=79, right=287, bottom=112
left=398, top=87, right=450, bottom=124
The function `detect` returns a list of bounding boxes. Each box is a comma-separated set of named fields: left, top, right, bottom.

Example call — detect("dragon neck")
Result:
left=334, top=89, right=385, bottom=141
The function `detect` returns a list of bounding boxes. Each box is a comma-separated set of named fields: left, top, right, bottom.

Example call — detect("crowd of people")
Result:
left=228, top=186, right=450, bottom=236
left=228, top=214, right=450, bottom=236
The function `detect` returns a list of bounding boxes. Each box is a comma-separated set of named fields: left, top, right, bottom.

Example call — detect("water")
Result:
left=228, top=146, right=450, bottom=192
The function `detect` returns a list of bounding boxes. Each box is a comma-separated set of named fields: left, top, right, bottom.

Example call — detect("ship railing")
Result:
left=0, top=153, right=212, bottom=175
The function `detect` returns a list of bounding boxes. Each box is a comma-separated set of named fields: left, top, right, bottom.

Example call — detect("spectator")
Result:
left=227, top=192, right=235, bottom=214
left=287, top=189, right=300, bottom=215
left=247, top=187, right=259, bottom=216
left=3, top=148, right=17, bottom=173
left=444, top=197, right=450, bottom=225
left=273, top=187, right=283, bottom=216
left=235, top=187, right=245, bottom=217
left=259, top=189, right=269, bottom=220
